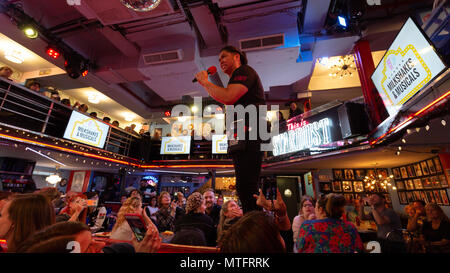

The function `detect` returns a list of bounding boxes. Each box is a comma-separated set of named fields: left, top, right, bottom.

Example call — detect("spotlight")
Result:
left=22, top=25, right=38, bottom=39
left=164, top=111, right=171, bottom=117
left=46, top=46, right=60, bottom=59
left=64, top=54, right=83, bottom=79
left=338, top=16, right=347, bottom=28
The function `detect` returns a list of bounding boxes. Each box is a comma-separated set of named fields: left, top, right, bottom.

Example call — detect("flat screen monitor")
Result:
left=371, top=17, right=447, bottom=117
left=63, top=111, right=110, bottom=149
left=212, top=135, right=228, bottom=154
left=160, top=136, right=191, bottom=154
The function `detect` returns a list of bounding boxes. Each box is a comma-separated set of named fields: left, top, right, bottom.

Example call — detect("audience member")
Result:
left=419, top=203, right=450, bottom=253
left=85, top=192, right=108, bottom=233
left=219, top=210, right=286, bottom=253
left=217, top=200, right=243, bottom=243
left=110, top=197, right=151, bottom=241
left=288, top=101, right=303, bottom=119
left=57, top=193, right=88, bottom=223
left=407, top=200, right=426, bottom=236
left=50, top=90, right=61, bottom=101
left=358, top=193, right=404, bottom=253
left=144, top=195, right=159, bottom=223
left=203, top=188, right=221, bottom=229
left=89, top=112, right=97, bottom=118
left=112, top=120, right=120, bottom=127
left=295, top=193, right=363, bottom=253
left=78, top=104, right=88, bottom=113
left=154, top=191, right=177, bottom=232
left=25, top=80, right=42, bottom=94
left=60, top=98, right=72, bottom=107
left=292, top=196, right=316, bottom=244
left=0, top=193, right=55, bottom=252
left=216, top=194, right=224, bottom=207
left=103, top=117, right=111, bottom=123
left=0, top=66, right=13, bottom=80
left=173, top=192, right=216, bottom=246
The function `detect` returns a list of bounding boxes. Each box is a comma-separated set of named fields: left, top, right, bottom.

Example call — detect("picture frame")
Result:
left=344, top=169, right=355, bottom=180
left=431, top=176, right=441, bottom=188
left=342, top=181, right=353, bottom=192
left=420, top=191, right=428, bottom=203
left=406, top=191, right=415, bottom=202
left=405, top=179, right=415, bottom=190
left=413, top=178, right=423, bottom=190
left=406, top=165, right=415, bottom=178
left=439, top=174, right=448, bottom=187
left=355, top=169, right=366, bottom=180
left=413, top=191, right=421, bottom=202
left=421, top=161, right=430, bottom=176
left=400, top=167, right=408, bottom=179
left=333, top=169, right=343, bottom=180
left=427, top=159, right=436, bottom=174
left=366, top=169, right=376, bottom=178
left=396, top=181, right=405, bottom=190
left=377, top=169, right=388, bottom=179
left=392, top=168, right=401, bottom=179
left=433, top=190, right=443, bottom=205
left=433, top=157, right=443, bottom=173
left=414, top=163, right=423, bottom=177
left=422, top=177, right=432, bottom=189
left=332, top=181, right=342, bottom=192
left=439, top=190, right=449, bottom=205
left=398, top=192, right=408, bottom=204
left=320, top=182, right=332, bottom=192
left=426, top=191, right=435, bottom=203
left=353, top=181, right=364, bottom=193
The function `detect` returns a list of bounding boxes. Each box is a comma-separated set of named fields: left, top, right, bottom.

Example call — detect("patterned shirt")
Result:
left=155, top=208, right=176, bottom=232
left=295, top=218, right=364, bottom=253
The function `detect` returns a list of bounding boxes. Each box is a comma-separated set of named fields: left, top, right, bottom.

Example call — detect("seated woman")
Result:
left=110, top=197, right=151, bottom=241
left=84, top=192, right=108, bottom=233
left=420, top=203, right=450, bottom=253
left=154, top=191, right=178, bottom=233
left=292, top=196, right=316, bottom=245
left=217, top=200, right=243, bottom=243
left=295, top=193, right=364, bottom=253
left=172, top=192, right=216, bottom=247
left=0, top=193, right=55, bottom=252
left=56, top=193, right=88, bottom=223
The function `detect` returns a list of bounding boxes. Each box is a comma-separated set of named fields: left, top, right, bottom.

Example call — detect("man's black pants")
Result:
left=231, top=149, right=263, bottom=213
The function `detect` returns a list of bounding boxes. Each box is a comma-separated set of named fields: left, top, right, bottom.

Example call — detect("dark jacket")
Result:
left=175, top=213, right=216, bottom=247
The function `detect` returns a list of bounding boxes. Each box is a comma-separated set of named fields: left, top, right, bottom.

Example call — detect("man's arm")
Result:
left=371, top=207, right=391, bottom=225
left=195, top=71, right=248, bottom=105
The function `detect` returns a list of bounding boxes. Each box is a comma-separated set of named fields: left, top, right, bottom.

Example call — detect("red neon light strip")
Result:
left=371, top=90, right=450, bottom=145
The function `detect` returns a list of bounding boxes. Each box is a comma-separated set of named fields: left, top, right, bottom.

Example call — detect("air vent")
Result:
left=239, top=33, right=284, bottom=51
left=142, top=49, right=183, bottom=65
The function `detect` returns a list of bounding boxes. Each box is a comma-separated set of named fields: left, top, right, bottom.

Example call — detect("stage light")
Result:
left=338, top=16, right=347, bottom=28
left=164, top=111, right=171, bottom=117
left=23, top=26, right=38, bottom=39
left=46, top=46, right=60, bottom=59
left=64, top=54, right=83, bottom=79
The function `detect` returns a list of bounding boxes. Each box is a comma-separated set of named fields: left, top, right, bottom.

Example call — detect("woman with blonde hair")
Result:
left=217, top=200, right=243, bottom=243
left=110, top=197, right=151, bottom=241
left=420, top=203, right=450, bottom=252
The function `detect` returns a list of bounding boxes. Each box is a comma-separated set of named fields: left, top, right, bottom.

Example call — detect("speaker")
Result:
left=338, top=102, right=370, bottom=139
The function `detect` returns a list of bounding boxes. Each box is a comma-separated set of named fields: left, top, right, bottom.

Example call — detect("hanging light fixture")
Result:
left=364, top=173, right=396, bottom=192
left=46, top=166, right=62, bottom=185
left=328, top=55, right=356, bottom=79
left=120, top=0, right=162, bottom=12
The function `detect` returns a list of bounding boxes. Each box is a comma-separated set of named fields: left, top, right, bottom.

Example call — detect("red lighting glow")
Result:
left=164, top=111, right=171, bottom=117
left=81, top=69, right=88, bottom=77
left=287, top=120, right=308, bottom=131
left=46, top=47, right=60, bottom=59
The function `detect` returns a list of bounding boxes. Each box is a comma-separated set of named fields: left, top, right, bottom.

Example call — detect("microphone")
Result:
left=193, top=66, right=217, bottom=82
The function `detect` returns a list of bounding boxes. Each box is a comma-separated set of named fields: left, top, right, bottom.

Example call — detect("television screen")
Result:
left=160, top=136, right=191, bottom=154
left=212, top=135, right=228, bottom=154
left=371, top=17, right=447, bottom=116
left=63, top=111, right=110, bottom=149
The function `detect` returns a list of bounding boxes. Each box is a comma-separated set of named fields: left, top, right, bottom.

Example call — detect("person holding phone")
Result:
left=110, top=197, right=151, bottom=241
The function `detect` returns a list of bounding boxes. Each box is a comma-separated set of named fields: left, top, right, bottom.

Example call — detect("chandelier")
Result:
left=120, top=0, right=162, bottom=12
left=46, top=166, right=62, bottom=185
left=364, top=173, right=396, bottom=192
left=328, top=55, right=356, bottom=79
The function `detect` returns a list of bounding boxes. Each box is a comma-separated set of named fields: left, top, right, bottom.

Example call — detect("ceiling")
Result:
left=0, top=0, right=436, bottom=122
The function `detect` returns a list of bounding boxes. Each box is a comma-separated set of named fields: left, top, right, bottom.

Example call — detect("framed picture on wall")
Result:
left=68, top=171, right=87, bottom=193
left=400, top=167, right=408, bottom=179
left=398, top=192, right=408, bottom=204
left=421, top=161, right=430, bottom=176
left=433, top=157, right=443, bottom=173
left=427, top=159, right=437, bottom=174
left=396, top=181, right=405, bottom=190
left=439, top=190, right=449, bottom=205
left=392, top=168, right=401, bottom=179
left=413, top=178, right=423, bottom=189
left=355, top=169, right=366, bottom=180
left=377, top=169, right=388, bottom=179
left=413, top=191, right=422, bottom=202
left=366, top=169, right=376, bottom=178
left=439, top=174, right=448, bottom=187
left=405, top=179, right=415, bottom=190
left=420, top=191, right=428, bottom=203
left=406, top=191, right=415, bottom=202
left=431, top=176, right=441, bottom=188
left=332, top=181, right=342, bottom=192
left=342, top=181, right=353, bottom=192
left=422, top=177, right=432, bottom=189
left=406, top=165, right=415, bottom=178
left=320, top=182, right=332, bottom=192
left=344, top=169, right=355, bottom=180
left=353, top=181, right=364, bottom=192
left=333, top=169, right=343, bottom=180
left=414, top=163, right=423, bottom=177
left=433, top=190, right=443, bottom=205
left=426, top=191, right=435, bottom=203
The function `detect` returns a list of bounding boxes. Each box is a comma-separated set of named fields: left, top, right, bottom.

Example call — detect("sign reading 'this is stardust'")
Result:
left=272, top=118, right=332, bottom=156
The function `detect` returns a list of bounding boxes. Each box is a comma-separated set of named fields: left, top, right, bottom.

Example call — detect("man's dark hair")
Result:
left=220, top=46, right=248, bottom=65
left=103, top=116, right=111, bottom=122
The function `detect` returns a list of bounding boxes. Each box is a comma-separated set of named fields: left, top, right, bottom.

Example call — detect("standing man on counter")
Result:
left=195, top=46, right=265, bottom=213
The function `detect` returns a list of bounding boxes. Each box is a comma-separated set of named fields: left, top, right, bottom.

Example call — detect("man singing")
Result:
left=195, top=46, right=265, bottom=213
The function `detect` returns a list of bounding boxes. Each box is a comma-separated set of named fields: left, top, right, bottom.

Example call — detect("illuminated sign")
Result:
left=371, top=17, right=446, bottom=116
left=272, top=118, right=332, bottom=156
left=212, top=135, right=228, bottom=154
left=160, top=136, right=191, bottom=154
left=63, top=111, right=109, bottom=148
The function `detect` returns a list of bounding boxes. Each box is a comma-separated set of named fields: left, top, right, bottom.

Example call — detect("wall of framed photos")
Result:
left=320, top=168, right=393, bottom=205
left=392, top=156, right=449, bottom=206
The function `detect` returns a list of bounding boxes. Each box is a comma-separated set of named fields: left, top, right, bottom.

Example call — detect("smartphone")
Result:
left=86, top=199, right=98, bottom=207
left=261, top=177, right=277, bottom=200
left=124, top=214, right=147, bottom=242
